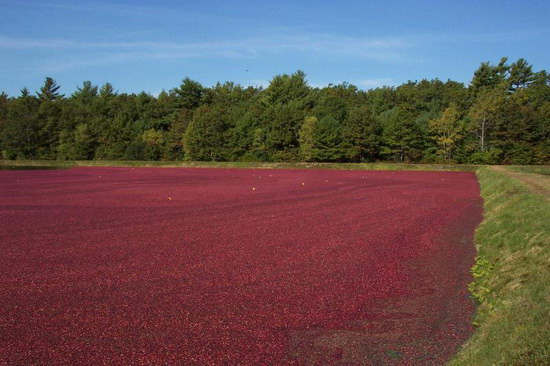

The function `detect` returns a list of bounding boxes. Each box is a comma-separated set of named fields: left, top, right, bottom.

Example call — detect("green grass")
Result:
left=450, top=167, right=550, bottom=365
left=0, top=159, right=479, bottom=171
left=506, top=165, right=550, bottom=176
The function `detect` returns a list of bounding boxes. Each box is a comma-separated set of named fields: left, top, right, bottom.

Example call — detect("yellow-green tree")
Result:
left=142, top=128, right=165, bottom=160
left=429, top=102, right=463, bottom=160
left=298, top=116, right=317, bottom=161
left=469, top=87, right=506, bottom=153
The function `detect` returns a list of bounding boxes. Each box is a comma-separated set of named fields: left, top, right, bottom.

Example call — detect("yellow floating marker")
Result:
left=252, top=187, right=256, bottom=191
left=301, top=182, right=305, bottom=186
left=168, top=197, right=172, bottom=200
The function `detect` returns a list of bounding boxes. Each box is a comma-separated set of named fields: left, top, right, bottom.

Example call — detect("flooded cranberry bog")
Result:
left=0, top=167, right=482, bottom=364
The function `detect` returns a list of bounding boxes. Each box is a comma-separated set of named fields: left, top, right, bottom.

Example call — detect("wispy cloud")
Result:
left=0, top=32, right=415, bottom=71
left=15, top=0, right=248, bottom=29
left=0, top=36, right=76, bottom=49
left=0, top=33, right=411, bottom=52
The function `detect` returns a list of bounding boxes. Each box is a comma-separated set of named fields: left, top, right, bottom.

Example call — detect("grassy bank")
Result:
left=507, top=166, right=550, bottom=175
left=0, top=159, right=479, bottom=171
left=450, top=167, right=550, bottom=365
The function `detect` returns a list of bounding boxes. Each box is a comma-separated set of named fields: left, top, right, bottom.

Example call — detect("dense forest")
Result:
left=0, top=57, right=548, bottom=164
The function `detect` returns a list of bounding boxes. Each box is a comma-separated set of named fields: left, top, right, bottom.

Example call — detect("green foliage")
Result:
left=261, top=70, right=311, bottom=106
left=429, top=102, right=464, bottom=161
left=37, top=77, right=64, bottom=101
left=57, top=123, right=94, bottom=160
left=264, top=101, right=306, bottom=161
left=381, top=105, right=425, bottom=162
left=72, top=81, right=98, bottom=105
left=141, top=128, right=165, bottom=160
left=470, top=57, right=509, bottom=95
left=468, top=256, right=494, bottom=305
left=467, top=86, right=506, bottom=153
left=0, top=58, right=547, bottom=164
left=298, top=116, right=317, bottom=161
left=467, top=150, right=503, bottom=165
left=229, top=112, right=265, bottom=161
left=184, top=104, right=230, bottom=161
left=340, top=105, right=380, bottom=162
left=311, top=116, right=343, bottom=161
left=172, top=77, right=204, bottom=109
left=313, top=92, right=348, bottom=122
left=1, top=95, right=41, bottom=159
left=163, top=108, right=191, bottom=160
left=508, top=58, right=535, bottom=91
left=99, top=83, right=116, bottom=100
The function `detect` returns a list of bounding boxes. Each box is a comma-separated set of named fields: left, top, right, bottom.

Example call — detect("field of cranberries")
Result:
left=0, top=167, right=482, bottom=364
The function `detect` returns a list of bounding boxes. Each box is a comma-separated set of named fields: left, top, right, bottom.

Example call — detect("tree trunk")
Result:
left=480, top=118, right=486, bottom=152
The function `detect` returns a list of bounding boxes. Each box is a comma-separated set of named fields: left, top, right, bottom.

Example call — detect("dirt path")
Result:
left=492, top=166, right=550, bottom=198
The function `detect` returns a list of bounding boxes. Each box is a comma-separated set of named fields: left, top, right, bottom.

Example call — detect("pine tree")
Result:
left=20, top=88, right=30, bottom=97
left=341, top=105, right=381, bottom=162
left=312, top=116, right=343, bottom=161
left=172, top=78, right=204, bottom=110
left=183, top=104, right=229, bottom=161
left=508, top=58, right=535, bottom=92
left=72, top=81, right=98, bottom=105
left=37, top=77, right=63, bottom=101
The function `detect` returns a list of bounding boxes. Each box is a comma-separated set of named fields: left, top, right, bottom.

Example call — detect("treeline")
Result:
left=0, top=57, right=548, bottom=164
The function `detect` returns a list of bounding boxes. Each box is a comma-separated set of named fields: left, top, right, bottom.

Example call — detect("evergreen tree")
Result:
left=20, top=88, right=30, bottom=97
left=0, top=60, right=547, bottom=165
left=261, top=70, right=311, bottom=106
left=37, top=77, right=63, bottom=101
left=164, top=108, right=192, bottom=160
left=261, top=71, right=312, bottom=161
left=470, top=57, right=509, bottom=95
left=381, top=105, right=425, bottom=162
left=508, top=58, right=535, bottom=92
left=99, top=83, right=116, bottom=100
left=341, top=105, right=381, bottom=162
left=184, top=104, right=230, bottom=161
left=172, top=77, right=204, bottom=110
left=1, top=94, right=41, bottom=159
left=72, top=81, right=98, bottom=105
left=263, top=101, right=305, bottom=161
left=313, top=93, right=348, bottom=122
left=312, top=116, right=343, bottom=161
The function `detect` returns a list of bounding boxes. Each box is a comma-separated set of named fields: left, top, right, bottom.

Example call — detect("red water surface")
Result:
left=0, top=167, right=482, bottom=365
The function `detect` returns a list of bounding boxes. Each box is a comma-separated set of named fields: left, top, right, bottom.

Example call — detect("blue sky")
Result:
left=1, top=0, right=549, bottom=96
